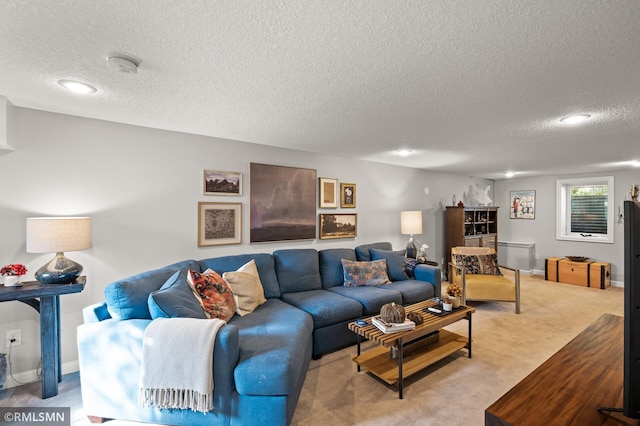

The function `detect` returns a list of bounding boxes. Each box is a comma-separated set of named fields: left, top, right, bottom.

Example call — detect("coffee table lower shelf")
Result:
left=353, top=329, right=468, bottom=387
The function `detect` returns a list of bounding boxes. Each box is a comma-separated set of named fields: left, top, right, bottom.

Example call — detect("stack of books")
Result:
left=372, top=315, right=416, bottom=334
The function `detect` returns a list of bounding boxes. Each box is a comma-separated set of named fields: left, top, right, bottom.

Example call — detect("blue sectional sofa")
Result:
left=77, top=242, right=441, bottom=426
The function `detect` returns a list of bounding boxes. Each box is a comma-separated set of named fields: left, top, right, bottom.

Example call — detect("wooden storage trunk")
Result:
left=545, top=257, right=611, bottom=289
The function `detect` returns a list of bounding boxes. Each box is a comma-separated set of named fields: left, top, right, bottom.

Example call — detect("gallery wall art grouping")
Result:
left=198, top=162, right=358, bottom=246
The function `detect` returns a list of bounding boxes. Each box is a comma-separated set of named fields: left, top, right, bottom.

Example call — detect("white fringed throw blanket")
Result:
left=138, top=317, right=225, bottom=413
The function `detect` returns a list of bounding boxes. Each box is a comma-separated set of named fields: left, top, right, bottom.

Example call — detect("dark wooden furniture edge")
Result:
left=485, top=313, right=638, bottom=426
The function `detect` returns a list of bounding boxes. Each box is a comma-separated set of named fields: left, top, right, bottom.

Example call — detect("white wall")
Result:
left=0, top=107, right=491, bottom=383
left=495, top=171, right=638, bottom=282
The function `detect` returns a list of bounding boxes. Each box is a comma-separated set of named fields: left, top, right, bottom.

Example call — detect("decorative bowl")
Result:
left=566, top=256, right=590, bottom=262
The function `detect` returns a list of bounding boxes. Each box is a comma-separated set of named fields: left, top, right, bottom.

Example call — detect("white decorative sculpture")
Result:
left=468, top=184, right=493, bottom=206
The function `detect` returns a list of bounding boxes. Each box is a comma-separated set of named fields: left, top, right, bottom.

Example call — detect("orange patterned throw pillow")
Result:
left=187, top=269, right=236, bottom=321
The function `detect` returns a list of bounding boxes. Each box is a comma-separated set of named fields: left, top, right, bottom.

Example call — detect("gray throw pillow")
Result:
left=370, top=248, right=409, bottom=281
left=148, top=270, right=207, bottom=319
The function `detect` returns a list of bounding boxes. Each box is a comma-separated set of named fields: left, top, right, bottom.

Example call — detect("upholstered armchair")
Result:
left=449, top=246, right=521, bottom=314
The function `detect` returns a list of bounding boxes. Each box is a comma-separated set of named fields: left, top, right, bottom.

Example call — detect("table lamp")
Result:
left=26, top=217, right=91, bottom=284
left=401, top=210, right=422, bottom=259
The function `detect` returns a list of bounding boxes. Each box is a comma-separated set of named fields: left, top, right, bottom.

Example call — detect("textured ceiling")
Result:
left=1, top=0, right=639, bottom=179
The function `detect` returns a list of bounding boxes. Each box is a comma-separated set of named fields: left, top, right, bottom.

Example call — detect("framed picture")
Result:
left=319, top=213, right=357, bottom=239
left=340, top=183, right=356, bottom=208
left=197, top=202, right=242, bottom=246
left=510, top=190, right=535, bottom=219
left=203, top=170, right=242, bottom=196
left=249, top=163, right=317, bottom=243
left=319, top=177, right=338, bottom=208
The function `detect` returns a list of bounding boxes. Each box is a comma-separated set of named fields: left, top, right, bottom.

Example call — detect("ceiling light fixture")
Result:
left=505, top=172, right=515, bottom=178
left=57, top=79, right=97, bottom=94
left=106, top=55, right=139, bottom=74
left=559, top=114, right=591, bottom=124
left=395, top=149, right=414, bottom=157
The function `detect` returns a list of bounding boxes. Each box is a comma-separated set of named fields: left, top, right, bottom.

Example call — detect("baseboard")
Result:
left=610, top=280, right=623, bottom=288
left=1, top=360, right=79, bottom=390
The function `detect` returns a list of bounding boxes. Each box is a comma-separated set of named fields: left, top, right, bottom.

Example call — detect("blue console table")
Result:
left=0, top=277, right=85, bottom=398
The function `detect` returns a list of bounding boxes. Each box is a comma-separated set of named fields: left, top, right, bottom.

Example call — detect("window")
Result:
left=556, top=176, right=614, bottom=243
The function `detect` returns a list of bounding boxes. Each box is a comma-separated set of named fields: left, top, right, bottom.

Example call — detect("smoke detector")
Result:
left=106, top=56, right=139, bottom=74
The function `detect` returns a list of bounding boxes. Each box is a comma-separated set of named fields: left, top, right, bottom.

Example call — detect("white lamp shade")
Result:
left=26, top=217, right=92, bottom=253
left=400, top=211, right=423, bottom=235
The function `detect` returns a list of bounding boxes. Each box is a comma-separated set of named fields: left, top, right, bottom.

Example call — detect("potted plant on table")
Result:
left=1, top=264, right=27, bottom=287
left=446, top=282, right=463, bottom=308
left=442, top=296, right=453, bottom=312
left=416, top=244, right=429, bottom=263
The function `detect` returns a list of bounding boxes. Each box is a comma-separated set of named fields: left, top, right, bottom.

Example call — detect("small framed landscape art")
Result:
left=319, top=177, right=338, bottom=208
left=340, top=183, right=356, bottom=208
left=203, top=170, right=242, bottom=196
left=510, top=190, right=535, bottom=219
left=197, top=202, right=242, bottom=246
left=319, top=213, right=357, bottom=239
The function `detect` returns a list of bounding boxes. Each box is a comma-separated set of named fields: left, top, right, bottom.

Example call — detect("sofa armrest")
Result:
left=82, top=302, right=112, bottom=323
left=414, top=264, right=442, bottom=298
left=77, top=319, right=240, bottom=419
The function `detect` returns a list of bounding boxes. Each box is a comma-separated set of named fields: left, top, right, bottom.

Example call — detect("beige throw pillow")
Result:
left=222, top=259, right=267, bottom=316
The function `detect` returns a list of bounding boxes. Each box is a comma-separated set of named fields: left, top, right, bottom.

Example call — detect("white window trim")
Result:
left=556, top=176, right=614, bottom=244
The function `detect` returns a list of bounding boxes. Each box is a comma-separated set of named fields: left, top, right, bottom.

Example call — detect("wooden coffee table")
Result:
left=348, top=299, right=475, bottom=399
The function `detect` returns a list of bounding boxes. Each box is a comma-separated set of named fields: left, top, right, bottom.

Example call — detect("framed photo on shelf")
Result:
left=319, top=213, right=357, bottom=239
left=340, top=183, right=356, bottom=208
left=197, top=202, right=242, bottom=246
left=203, top=170, right=242, bottom=196
left=510, top=190, right=535, bottom=219
left=319, top=177, right=338, bottom=208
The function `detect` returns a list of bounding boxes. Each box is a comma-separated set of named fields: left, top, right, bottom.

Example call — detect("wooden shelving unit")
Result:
left=445, top=206, right=499, bottom=265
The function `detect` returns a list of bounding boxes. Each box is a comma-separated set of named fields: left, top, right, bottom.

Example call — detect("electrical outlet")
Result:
left=6, top=329, right=21, bottom=347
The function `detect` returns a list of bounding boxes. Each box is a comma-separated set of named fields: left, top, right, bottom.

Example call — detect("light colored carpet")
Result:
left=0, top=274, right=624, bottom=426
left=291, top=273, right=624, bottom=426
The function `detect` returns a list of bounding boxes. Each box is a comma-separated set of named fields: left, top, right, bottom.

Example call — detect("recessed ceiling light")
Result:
left=505, top=172, right=515, bottom=178
left=631, top=160, right=640, bottom=168
left=559, top=114, right=591, bottom=124
left=57, top=79, right=97, bottom=94
left=395, top=149, right=414, bottom=157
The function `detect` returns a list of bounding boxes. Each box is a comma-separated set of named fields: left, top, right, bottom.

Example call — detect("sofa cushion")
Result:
left=199, top=253, right=280, bottom=299
left=273, top=249, right=322, bottom=294
left=370, top=248, right=409, bottom=281
left=187, top=269, right=236, bottom=321
left=281, top=289, right=363, bottom=328
left=341, top=259, right=391, bottom=287
left=355, top=242, right=393, bottom=261
left=104, top=259, right=200, bottom=320
left=148, top=270, right=207, bottom=319
left=452, top=253, right=503, bottom=276
left=228, top=299, right=313, bottom=396
left=319, top=248, right=357, bottom=289
left=383, top=279, right=436, bottom=304
left=222, top=260, right=267, bottom=316
left=328, top=286, right=402, bottom=315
